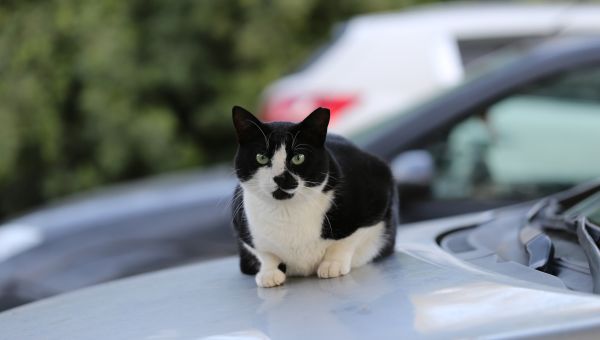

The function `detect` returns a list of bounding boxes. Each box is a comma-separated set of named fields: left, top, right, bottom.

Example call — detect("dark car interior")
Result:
left=389, top=64, right=600, bottom=223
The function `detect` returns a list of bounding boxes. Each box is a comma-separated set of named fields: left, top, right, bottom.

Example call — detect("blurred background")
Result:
left=0, top=0, right=429, bottom=221
left=2, top=0, right=600, bottom=311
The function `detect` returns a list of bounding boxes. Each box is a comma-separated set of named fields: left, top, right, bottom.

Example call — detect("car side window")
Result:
left=430, top=66, right=600, bottom=201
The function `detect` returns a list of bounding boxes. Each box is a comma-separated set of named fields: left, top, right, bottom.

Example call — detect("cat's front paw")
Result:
left=317, top=260, right=351, bottom=279
left=256, top=269, right=286, bottom=288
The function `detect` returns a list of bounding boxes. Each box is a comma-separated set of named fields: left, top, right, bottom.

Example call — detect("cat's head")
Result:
left=232, top=106, right=330, bottom=201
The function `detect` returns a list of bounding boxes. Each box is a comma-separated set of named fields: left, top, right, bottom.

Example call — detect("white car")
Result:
left=261, top=3, right=600, bottom=135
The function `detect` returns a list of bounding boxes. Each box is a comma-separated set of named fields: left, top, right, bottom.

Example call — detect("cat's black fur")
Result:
left=231, top=106, right=398, bottom=275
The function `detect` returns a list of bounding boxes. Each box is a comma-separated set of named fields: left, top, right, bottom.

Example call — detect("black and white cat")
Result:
left=231, top=106, right=397, bottom=288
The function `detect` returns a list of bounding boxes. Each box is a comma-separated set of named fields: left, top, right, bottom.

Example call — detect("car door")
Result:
left=396, top=64, right=600, bottom=222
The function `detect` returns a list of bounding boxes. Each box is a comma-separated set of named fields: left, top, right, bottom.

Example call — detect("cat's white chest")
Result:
left=243, top=187, right=334, bottom=276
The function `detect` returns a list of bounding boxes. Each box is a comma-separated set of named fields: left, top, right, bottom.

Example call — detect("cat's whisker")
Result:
left=218, top=195, right=232, bottom=209
left=229, top=191, right=243, bottom=205
left=301, top=177, right=330, bottom=189
left=267, top=131, right=274, bottom=149
left=292, top=130, right=301, bottom=149
left=293, top=144, right=313, bottom=153
left=230, top=200, right=244, bottom=224
left=219, top=169, right=239, bottom=201
left=301, top=178, right=327, bottom=186
left=231, top=201, right=240, bottom=217
left=247, top=119, right=270, bottom=149
left=302, top=178, right=325, bottom=185
left=321, top=172, right=340, bottom=183
left=302, top=183, right=329, bottom=193
left=218, top=189, right=239, bottom=209
left=285, top=131, right=295, bottom=147
left=220, top=181, right=244, bottom=207
left=294, top=143, right=311, bottom=148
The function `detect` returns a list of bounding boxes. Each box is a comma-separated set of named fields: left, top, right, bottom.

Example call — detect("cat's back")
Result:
left=324, top=133, right=395, bottom=234
left=325, top=134, right=392, bottom=182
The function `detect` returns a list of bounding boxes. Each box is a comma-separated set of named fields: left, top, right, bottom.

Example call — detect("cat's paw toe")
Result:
left=256, top=269, right=286, bottom=288
left=317, top=260, right=351, bottom=279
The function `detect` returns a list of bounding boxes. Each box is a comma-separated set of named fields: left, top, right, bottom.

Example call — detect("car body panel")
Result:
left=2, top=166, right=235, bottom=240
left=2, top=211, right=600, bottom=339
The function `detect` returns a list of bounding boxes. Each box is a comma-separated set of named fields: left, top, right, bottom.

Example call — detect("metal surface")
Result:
left=3, top=212, right=600, bottom=339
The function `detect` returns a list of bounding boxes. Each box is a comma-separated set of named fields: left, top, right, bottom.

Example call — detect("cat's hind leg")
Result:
left=318, top=222, right=385, bottom=279
left=243, top=243, right=286, bottom=288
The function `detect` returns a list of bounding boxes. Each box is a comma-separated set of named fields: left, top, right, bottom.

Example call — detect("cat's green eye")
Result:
left=291, top=153, right=305, bottom=165
left=256, top=153, right=269, bottom=165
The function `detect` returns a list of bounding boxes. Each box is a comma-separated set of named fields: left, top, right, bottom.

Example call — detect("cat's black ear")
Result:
left=298, top=107, right=330, bottom=146
left=232, top=106, right=266, bottom=144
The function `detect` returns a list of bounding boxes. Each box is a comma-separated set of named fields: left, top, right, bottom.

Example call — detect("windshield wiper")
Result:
left=521, top=181, right=600, bottom=276
left=577, top=217, right=600, bottom=294
left=521, top=199, right=555, bottom=272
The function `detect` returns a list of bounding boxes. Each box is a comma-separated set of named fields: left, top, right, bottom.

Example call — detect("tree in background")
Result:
left=0, top=0, right=435, bottom=219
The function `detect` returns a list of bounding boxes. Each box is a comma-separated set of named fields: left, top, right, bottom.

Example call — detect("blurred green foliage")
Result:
left=0, top=0, right=434, bottom=219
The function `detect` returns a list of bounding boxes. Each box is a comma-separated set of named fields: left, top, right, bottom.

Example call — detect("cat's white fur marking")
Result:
left=240, top=143, right=386, bottom=286
left=270, top=144, right=287, bottom=178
